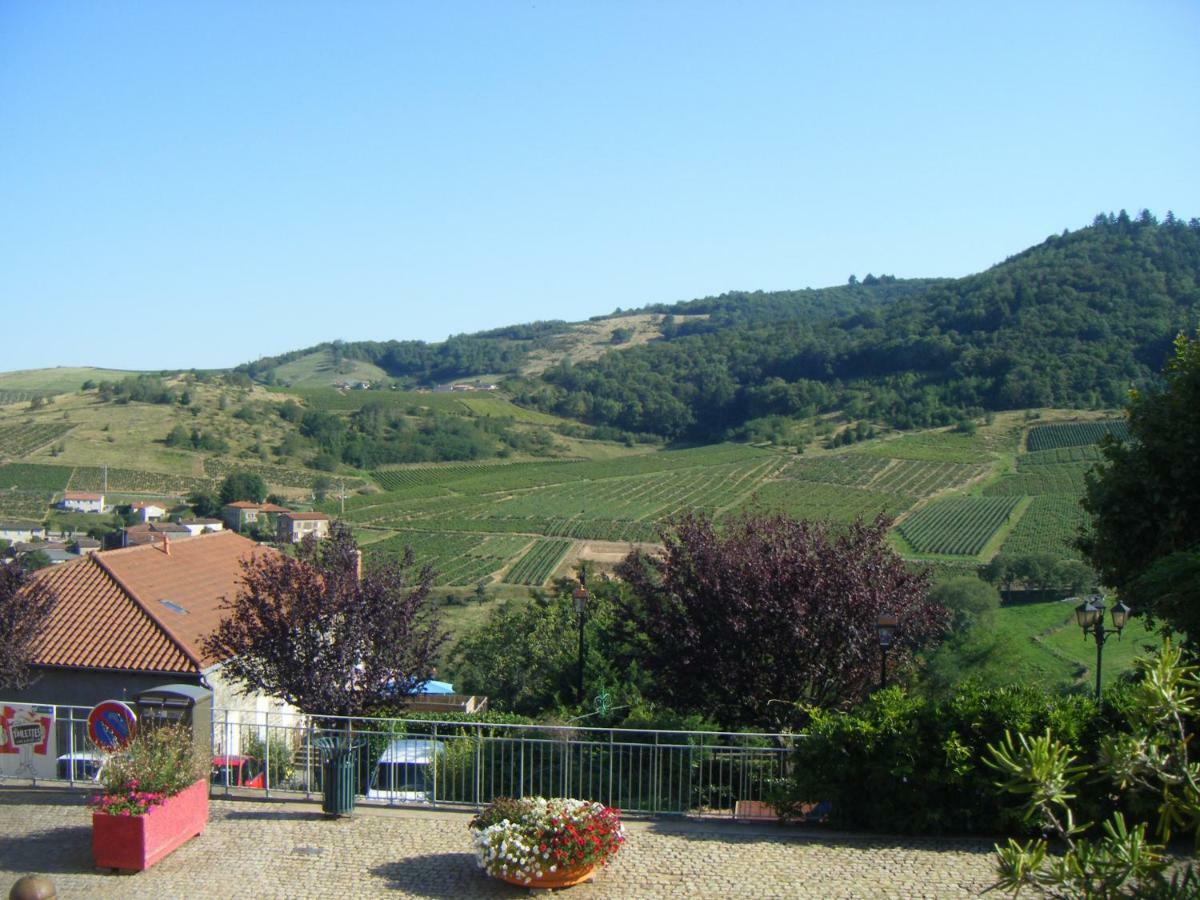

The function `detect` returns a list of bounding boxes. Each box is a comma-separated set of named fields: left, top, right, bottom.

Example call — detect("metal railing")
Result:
left=1, top=700, right=798, bottom=817
left=211, top=709, right=797, bottom=816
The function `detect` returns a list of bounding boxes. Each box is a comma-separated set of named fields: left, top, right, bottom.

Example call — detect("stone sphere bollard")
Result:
left=9, top=876, right=56, bottom=900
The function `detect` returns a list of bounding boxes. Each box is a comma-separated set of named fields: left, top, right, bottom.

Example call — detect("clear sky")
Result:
left=2, top=1, right=1197, bottom=372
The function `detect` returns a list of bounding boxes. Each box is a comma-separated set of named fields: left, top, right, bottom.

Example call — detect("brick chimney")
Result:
left=161, top=533, right=170, bottom=556
left=355, top=549, right=363, bottom=581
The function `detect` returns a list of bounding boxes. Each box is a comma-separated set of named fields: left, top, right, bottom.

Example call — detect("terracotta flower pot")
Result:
left=92, top=778, right=209, bottom=872
left=495, top=864, right=596, bottom=890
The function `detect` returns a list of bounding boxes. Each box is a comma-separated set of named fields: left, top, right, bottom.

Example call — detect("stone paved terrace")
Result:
left=0, top=786, right=999, bottom=898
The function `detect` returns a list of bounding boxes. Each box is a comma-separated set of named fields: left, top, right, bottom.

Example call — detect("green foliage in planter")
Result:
left=774, top=681, right=1118, bottom=834
left=99, top=723, right=208, bottom=803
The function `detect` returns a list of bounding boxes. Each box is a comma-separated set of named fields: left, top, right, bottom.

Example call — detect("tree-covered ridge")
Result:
left=517, top=212, right=1200, bottom=439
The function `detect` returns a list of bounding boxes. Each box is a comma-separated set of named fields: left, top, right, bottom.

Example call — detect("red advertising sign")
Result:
left=88, top=700, right=137, bottom=751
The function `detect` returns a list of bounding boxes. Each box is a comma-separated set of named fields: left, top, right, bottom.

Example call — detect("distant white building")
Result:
left=130, top=501, right=167, bottom=522
left=180, top=518, right=224, bottom=537
left=60, top=492, right=104, bottom=514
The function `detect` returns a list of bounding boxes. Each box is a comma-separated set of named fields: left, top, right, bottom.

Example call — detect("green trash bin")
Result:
left=316, top=735, right=362, bottom=817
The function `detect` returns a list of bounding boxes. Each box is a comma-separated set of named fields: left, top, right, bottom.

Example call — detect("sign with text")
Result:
left=0, top=704, right=56, bottom=780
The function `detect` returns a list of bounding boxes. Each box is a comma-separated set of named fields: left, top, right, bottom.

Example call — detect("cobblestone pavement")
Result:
left=0, top=786, right=998, bottom=898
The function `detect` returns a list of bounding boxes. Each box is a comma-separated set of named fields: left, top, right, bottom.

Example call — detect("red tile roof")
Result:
left=63, top=492, right=103, bottom=501
left=31, top=531, right=280, bottom=673
left=280, top=512, right=330, bottom=521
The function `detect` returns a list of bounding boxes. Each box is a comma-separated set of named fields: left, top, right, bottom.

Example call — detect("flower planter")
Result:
left=495, top=865, right=596, bottom=890
left=92, top=778, right=209, bottom=871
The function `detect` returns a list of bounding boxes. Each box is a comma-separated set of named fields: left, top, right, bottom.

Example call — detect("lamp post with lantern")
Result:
left=1074, top=595, right=1131, bottom=700
left=876, top=612, right=899, bottom=689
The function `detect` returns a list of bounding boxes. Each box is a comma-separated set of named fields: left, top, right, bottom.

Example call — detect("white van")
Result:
left=366, top=739, right=446, bottom=802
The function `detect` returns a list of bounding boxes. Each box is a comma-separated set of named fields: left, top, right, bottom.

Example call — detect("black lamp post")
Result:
left=1075, top=595, right=1131, bottom=700
left=573, top=578, right=589, bottom=704
left=876, top=612, right=899, bottom=689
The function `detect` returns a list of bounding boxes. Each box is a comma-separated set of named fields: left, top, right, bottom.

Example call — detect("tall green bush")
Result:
left=776, top=682, right=1117, bottom=834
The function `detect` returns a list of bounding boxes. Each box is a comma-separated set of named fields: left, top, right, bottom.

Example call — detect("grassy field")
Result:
left=272, top=349, right=390, bottom=387
left=995, top=599, right=1157, bottom=691
left=0, top=367, right=150, bottom=393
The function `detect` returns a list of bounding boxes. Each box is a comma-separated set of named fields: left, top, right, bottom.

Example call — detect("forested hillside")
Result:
left=513, top=212, right=1200, bottom=439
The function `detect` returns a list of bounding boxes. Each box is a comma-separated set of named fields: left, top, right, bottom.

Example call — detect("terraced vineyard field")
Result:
left=1022, top=445, right=1103, bottom=465
left=503, top=539, right=573, bottom=585
left=859, top=429, right=995, bottom=464
left=984, top=462, right=1091, bottom=496
left=998, top=494, right=1089, bottom=557
left=1026, top=420, right=1128, bottom=451
left=735, top=481, right=910, bottom=524
left=69, top=466, right=211, bottom=496
left=372, top=460, right=573, bottom=491
left=362, top=530, right=533, bottom=586
left=0, top=422, right=72, bottom=458
left=897, top=496, right=1022, bottom=556
left=0, top=463, right=73, bottom=492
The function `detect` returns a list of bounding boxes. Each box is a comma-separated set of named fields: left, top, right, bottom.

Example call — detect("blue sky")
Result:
left=2, top=1, right=1197, bottom=372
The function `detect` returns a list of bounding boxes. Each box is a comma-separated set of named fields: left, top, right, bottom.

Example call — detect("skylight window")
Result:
left=160, top=599, right=188, bottom=615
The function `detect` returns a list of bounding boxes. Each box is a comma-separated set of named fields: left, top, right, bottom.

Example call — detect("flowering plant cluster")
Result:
left=469, top=796, right=625, bottom=884
left=90, top=723, right=205, bottom=818
left=88, top=781, right=167, bottom=817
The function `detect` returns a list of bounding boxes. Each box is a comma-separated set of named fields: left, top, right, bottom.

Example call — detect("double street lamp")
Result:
left=1075, top=595, right=1131, bottom=700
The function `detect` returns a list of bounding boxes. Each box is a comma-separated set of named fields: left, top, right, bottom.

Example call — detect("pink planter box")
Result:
left=92, top=778, right=209, bottom=872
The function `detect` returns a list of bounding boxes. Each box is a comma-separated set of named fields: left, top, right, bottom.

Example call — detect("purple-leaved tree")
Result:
left=0, top=563, right=56, bottom=690
left=203, top=522, right=445, bottom=717
left=616, top=512, right=945, bottom=728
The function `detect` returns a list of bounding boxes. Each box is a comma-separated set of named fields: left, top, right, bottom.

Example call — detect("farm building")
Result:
left=59, top=492, right=104, bottom=513
left=276, top=511, right=331, bottom=543
left=129, top=500, right=168, bottom=522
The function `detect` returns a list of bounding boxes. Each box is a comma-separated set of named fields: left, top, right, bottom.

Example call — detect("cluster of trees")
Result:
left=237, top=323, right=572, bottom=387
left=979, top=552, right=1097, bottom=599
left=454, top=513, right=945, bottom=729
left=291, top=402, right=555, bottom=470
left=165, top=424, right=228, bottom=452
left=511, top=214, right=1200, bottom=440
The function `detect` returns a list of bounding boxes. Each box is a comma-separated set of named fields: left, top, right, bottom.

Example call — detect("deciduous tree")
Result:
left=1080, top=330, right=1200, bottom=642
left=615, top=512, right=945, bottom=728
left=203, top=523, right=444, bottom=717
left=0, top=565, right=56, bottom=689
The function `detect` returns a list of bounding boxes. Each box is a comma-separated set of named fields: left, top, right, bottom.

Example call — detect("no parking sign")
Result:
left=88, top=701, right=137, bottom=751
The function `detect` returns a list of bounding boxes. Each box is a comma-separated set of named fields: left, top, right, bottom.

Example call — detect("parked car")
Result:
left=211, top=755, right=265, bottom=789
left=366, top=739, right=446, bottom=802
left=56, top=752, right=105, bottom=781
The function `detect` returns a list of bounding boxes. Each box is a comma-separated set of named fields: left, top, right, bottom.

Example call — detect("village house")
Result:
left=221, top=500, right=291, bottom=533
left=123, top=520, right=194, bottom=548
left=276, top=511, right=331, bottom=543
left=59, top=491, right=104, bottom=513
left=8, top=531, right=298, bottom=727
left=0, top=523, right=45, bottom=543
left=129, top=500, right=168, bottom=522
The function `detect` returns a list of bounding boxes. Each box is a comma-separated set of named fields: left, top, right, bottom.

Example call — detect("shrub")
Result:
left=774, top=681, right=1116, bottom=834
